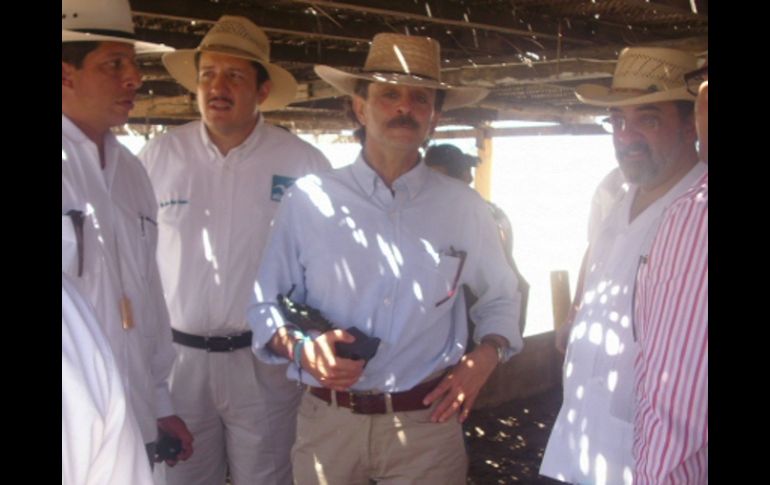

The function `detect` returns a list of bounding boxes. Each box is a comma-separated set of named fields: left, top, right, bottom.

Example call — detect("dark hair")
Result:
left=62, top=41, right=101, bottom=68
left=424, top=144, right=479, bottom=179
left=194, top=52, right=270, bottom=88
left=348, top=79, right=446, bottom=146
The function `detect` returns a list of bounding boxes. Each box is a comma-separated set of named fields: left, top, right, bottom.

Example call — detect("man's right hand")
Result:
left=300, top=329, right=365, bottom=390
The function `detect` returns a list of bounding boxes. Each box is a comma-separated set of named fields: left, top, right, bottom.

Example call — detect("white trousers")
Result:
left=154, top=344, right=302, bottom=485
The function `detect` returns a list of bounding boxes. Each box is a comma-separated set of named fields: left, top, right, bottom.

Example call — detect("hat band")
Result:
left=199, top=44, right=270, bottom=62
left=362, top=69, right=440, bottom=83
left=69, top=28, right=137, bottom=40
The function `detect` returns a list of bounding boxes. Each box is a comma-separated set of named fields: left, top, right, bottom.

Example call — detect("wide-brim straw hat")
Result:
left=575, top=47, right=698, bottom=107
left=314, top=33, right=489, bottom=111
left=162, top=15, right=297, bottom=112
left=62, top=0, right=172, bottom=54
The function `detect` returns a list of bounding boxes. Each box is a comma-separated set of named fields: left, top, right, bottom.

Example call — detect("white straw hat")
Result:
left=575, top=47, right=698, bottom=107
left=62, top=0, right=172, bottom=54
left=162, top=16, right=298, bottom=112
left=314, top=33, right=489, bottom=111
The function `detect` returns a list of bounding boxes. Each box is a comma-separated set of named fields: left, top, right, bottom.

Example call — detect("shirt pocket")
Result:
left=413, top=252, right=464, bottom=311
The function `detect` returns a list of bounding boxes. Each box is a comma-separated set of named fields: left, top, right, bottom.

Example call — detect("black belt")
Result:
left=308, top=376, right=443, bottom=414
left=171, top=328, right=252, bottom=352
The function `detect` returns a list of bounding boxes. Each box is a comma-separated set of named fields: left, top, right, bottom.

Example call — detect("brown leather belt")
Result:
left=308, top=376, right=443, bottom=414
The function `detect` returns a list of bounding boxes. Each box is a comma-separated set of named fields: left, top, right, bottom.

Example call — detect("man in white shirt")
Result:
left=62, top=273, right=154, bottom=485
left=540, top=47, right=707, bottom=484
left=139, top=15, right=330, bottom=485
left=62, top=0, right=193, bottom=470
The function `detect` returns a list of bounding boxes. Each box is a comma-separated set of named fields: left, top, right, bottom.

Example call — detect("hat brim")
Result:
left=575, top=83, right=695, bottom=107
left=314, top=65, right=488, bottom=111
left=162, top=47, right=298, bottom=112
left=62, top=30, right=173, bottom=55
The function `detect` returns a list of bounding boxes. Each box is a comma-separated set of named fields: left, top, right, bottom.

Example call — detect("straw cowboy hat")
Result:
left=162, top=16, right=298, bottom=112
left=62, top=0, right=172, bottom=54
left=314, top=33, right=489, bottom=111
left=575, top=47, right=698, bottom=107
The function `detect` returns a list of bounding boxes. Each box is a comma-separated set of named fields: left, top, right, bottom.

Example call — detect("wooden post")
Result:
left=474, top=126, right=493, bottom=199
left=550, top=270, right=571, bottom=332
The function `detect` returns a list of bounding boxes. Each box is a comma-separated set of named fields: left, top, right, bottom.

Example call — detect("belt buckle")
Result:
left=349, top=390, right=390, bottom=414
left=204, top=335, right=235, bottom=352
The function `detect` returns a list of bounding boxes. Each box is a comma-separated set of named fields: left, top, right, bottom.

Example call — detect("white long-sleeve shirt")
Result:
left=248, top=155, right=523, bottom=392
left=62, top=274, right=154, bottom=485
left=139, top=118, right=331, bottom=335
left=62, top=115, right=175, bottom=442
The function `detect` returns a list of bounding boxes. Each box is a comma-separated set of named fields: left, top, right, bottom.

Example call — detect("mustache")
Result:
left=386, top=115, right=419, bottom=130
left=617, top=142, right=650, bottom=159
left=207, top=96, right=234, bottom=106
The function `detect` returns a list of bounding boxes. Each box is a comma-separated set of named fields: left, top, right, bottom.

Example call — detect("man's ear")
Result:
left=62, top=62, right=76, bottom=89
left=256, top=79, right=272, bottom=105
left=352, top=95, right=367, bottom=127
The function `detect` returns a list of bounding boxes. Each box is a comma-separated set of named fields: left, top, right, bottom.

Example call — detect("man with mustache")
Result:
left=62, top=0, right=193, bottom=470
left=248, top=33, right=523, bottom=484
left=138, top=16, right=330, bottom=485
left=540, top=47, right=707, bottom=484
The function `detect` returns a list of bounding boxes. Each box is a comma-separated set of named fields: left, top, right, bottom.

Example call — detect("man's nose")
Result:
left=124, top=62, right=142, bottom=90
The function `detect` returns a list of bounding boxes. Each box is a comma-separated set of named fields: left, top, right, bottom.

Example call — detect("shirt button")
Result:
left=384, top=298, right=392, bottom=306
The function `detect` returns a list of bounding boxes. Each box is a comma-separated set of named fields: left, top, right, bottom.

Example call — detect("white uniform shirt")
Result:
left=62, top=115, right=175, bottom=442
left=139, top=118, right=331, bottom=335
left=62, top=274, right=153, bottom=485
left=540, top=162, right=707, bottom=485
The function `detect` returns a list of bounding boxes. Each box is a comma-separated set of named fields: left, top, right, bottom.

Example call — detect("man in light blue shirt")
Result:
left=247, top=32, right=523, bottom=484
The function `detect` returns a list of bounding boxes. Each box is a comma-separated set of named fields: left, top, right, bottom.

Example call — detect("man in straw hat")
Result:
left=247, top=32, right=524, bottom=484
left=540, top=47, right=707, bottom=484
left=631, top=61, right=708, bottom=484
left=62, top=0, right=193, bottom=471
left=138, top=15, right=330, bottom=485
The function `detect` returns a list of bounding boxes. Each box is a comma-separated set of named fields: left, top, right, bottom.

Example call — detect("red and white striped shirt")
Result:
left=633, top=172, right=708, bottom=484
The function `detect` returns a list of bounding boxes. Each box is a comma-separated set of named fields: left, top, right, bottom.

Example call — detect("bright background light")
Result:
left=120, top=129, right=617, bottom=337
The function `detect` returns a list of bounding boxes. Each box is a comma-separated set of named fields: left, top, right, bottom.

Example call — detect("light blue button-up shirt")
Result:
left=248, top=154, right=523, bottom=392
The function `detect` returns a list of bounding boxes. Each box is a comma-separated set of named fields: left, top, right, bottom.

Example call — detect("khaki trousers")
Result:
left=292, top=392, right=468, bottom=485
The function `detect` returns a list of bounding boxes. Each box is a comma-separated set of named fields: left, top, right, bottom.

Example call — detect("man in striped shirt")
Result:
left=632, top=62, right=708, bottom=484
left=540, top=47, right=706, bottom=484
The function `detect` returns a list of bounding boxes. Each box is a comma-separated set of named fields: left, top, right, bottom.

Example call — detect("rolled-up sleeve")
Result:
left=467, top=202, right=523, bottom=360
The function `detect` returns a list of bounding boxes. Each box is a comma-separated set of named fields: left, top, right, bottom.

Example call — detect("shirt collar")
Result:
left=350, top=151, right=429, bottom=200
left=198, top=115, right=265, bottom=162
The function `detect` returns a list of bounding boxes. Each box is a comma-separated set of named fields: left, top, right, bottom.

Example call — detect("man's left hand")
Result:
left=422, top=343, right=499, bottom=423
left=156, top=415, right=194, bottom=466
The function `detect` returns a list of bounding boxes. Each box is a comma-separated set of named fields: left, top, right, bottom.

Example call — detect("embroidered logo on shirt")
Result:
left=159, top=199, right=189, bottom=209
left=271, top=175, right=298, bottom=202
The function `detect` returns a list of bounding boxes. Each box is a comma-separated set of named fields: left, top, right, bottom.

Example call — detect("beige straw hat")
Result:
left=314, top=33, right=489, bottom=111
left=162, top=16, right=297, bottom=112
left=575, top=47, right=698, bottom=107
left=62, top=0, right=172, bottom=54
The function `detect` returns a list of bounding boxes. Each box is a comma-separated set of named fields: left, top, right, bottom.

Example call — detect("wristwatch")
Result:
left=481, top=338, right=506, bottom=364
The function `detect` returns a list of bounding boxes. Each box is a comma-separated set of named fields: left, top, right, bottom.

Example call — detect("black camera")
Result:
left=154, top=434, right=182, bottom=462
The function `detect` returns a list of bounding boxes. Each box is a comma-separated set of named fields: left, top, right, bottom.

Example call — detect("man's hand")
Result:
left=156, top=415, right=194, bottom=466
left=422, top=342, right=499, bottom=423
left=300, top=329, right=365, bottom=391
